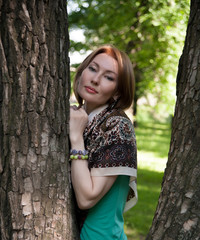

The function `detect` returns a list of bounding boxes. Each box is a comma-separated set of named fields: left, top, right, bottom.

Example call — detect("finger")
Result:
left=70, top=105, right=78, bottom=110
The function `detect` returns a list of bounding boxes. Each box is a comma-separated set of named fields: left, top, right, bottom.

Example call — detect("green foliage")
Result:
left=68, top=0, right=190, bottom=115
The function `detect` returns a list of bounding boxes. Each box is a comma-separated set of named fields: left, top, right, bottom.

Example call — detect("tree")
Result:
left=68, top=0, right=190, bottom=116
left=146, top=0, right=200, bottom=239
left=0, top=0, right=79, bottom=239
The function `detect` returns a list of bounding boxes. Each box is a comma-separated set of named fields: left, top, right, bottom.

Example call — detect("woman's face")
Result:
left=77, top=53, right=119, bottom=114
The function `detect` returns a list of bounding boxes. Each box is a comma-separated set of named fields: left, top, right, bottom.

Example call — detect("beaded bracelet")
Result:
left=69, top=149, right=89, bottom=161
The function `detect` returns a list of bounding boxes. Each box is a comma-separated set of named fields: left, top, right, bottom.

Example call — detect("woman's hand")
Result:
left=69, top=106, right=88, bottom=145
left=69, top=106, right=117, bottom=210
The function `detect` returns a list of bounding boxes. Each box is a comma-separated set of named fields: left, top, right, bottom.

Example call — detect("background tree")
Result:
left=68, top=0, right=189, bottom=116
left=146, top=0, right=200, bottom=238
left=0, top=0, right=79, bottom=239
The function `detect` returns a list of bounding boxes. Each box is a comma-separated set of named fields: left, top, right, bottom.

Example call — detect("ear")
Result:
left=113, top=92, right=120, bottom=100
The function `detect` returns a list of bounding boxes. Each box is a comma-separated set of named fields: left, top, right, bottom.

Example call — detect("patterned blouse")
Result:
left=83, top=103, right=138, bottom=211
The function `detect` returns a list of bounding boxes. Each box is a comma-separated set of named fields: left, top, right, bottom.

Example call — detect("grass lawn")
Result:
left=124, top=120, right=172, bottom=240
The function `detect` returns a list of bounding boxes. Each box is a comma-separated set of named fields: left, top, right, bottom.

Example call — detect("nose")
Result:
left=91, top=73, right=100, bottom=85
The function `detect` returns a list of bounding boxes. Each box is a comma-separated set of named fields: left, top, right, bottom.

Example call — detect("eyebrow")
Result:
left=91, top=61, right=118, bottom=75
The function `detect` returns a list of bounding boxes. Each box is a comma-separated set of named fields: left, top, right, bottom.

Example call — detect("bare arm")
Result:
left=69, top=107, right=117, bottom=209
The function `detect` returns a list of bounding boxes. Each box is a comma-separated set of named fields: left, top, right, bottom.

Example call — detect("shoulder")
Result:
left=107, top=108, right=129, bottom=118
left=105, top=108, right=133, bottom=128
left=101, top=108, right=136, bottom=139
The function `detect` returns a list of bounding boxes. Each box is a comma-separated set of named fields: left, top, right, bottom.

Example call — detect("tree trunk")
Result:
left=0, top=0, right=79, bottom=239
left=146, top=1, right=200, bottom=239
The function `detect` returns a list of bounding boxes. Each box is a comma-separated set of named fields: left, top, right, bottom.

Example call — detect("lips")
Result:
left=85, top=86, right=98, bottom=94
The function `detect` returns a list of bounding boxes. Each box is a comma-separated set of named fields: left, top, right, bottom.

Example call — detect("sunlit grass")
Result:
left=124, top=120, right=171, bottom=239
left=136, top=121, right=171, bottom=159
left=124, top=168, right=164, bottom=239
left=138, top=151, right=167, bottom=172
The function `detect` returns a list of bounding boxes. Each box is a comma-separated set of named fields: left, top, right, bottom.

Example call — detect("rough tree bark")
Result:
left=146, top=1, right=200, bottom=239
left=0, top=0, right=79, bottom=239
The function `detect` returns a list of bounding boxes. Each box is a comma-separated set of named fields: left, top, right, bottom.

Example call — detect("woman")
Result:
left=69, top=45, right=137, bottom=240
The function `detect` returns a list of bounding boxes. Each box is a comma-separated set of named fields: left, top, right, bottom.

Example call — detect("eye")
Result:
left=105, top=75, right=114, bottom=81
left=88, top=66, right=96, bottom=72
